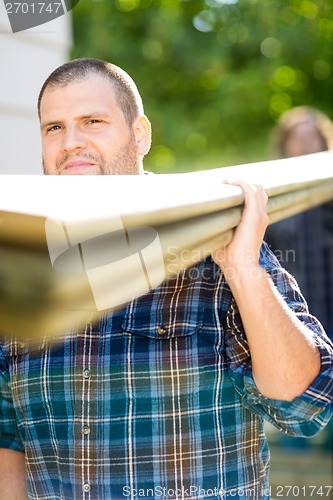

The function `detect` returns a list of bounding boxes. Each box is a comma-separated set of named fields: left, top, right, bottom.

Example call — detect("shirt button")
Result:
left=157, top=326, right=167, bottom=335
left=83, top=483, right=91, bottom=493
left=82, top=426, right=91, bottom=435
left=83, top=369, right=91, bottom=379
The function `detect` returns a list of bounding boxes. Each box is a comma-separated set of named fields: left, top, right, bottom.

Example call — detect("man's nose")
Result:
left=62, top=126, right=87, bottom=152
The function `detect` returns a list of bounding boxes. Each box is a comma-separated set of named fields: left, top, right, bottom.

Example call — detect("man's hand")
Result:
left=213, top=179, right=269, bottom=277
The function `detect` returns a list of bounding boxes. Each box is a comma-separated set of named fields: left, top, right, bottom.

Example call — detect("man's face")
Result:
left=40, top=73, right=150, bottom=175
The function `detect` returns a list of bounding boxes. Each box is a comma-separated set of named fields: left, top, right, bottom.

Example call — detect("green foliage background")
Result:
left=71, top=0, right=333, bottom=173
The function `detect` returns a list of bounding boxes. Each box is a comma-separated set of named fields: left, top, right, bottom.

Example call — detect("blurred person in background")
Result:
left=265, top=106, right=333, bottom=452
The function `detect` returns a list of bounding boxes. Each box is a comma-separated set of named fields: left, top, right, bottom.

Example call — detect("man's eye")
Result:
left=47, top=125, right=61, bottom=133
left=87, top=119, right=103, bottom=125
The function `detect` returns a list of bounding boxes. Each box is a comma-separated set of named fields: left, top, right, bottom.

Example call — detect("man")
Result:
left=0, top=58, right=332, bottom=500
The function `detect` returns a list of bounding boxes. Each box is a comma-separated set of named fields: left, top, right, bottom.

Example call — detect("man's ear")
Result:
left=132, top=115, right=152, bottom=156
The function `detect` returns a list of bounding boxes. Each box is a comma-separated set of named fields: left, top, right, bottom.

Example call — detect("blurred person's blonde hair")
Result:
left=272, top=106, right=333, bottom=158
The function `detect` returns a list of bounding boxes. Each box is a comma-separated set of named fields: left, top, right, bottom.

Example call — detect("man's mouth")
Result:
left=63, top=160, right=97, bottom=172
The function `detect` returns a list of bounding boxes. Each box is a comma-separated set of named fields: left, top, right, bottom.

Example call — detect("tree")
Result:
left=72, top=0, right=333, bottom=172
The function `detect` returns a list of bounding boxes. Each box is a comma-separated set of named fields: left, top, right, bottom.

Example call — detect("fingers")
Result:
left=213, top=178, right=269, bottom=273
left=224, top=178, right=268, bottom=204
left=223, top=178, right=269, bottom=226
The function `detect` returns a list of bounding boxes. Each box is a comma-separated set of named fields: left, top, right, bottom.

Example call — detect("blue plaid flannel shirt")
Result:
left=1, top=243, right=332, bottom=500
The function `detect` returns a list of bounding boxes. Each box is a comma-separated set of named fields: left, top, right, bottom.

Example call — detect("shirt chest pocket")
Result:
left=118, top=307, right=220, bottom=403
left=121, top=307, right=205, bottom=341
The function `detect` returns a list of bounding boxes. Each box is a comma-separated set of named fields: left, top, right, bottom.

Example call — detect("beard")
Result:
left=43, top=131, right=142, bottom=176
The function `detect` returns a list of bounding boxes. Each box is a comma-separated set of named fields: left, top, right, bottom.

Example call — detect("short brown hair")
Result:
left=38, top=58, right=144, bottom=126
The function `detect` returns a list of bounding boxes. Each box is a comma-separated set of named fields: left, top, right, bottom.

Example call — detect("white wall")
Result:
left=0, top=2, right=72, bottom=173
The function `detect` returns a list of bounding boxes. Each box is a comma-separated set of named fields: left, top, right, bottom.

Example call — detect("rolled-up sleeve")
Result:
left=0, top=344, right=24, bottom=451
left=224, top=242, right=333, bottom=437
